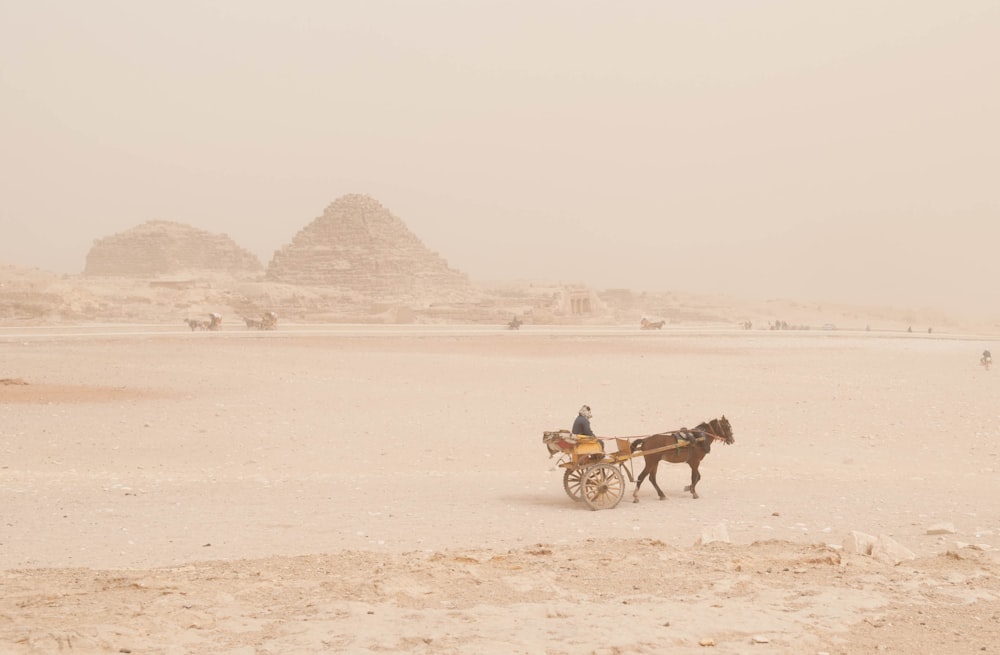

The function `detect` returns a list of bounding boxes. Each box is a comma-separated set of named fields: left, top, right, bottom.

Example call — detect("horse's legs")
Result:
left=649, top=464, right=667, bottom=500
left=635, top=455, right=666, bottom=502
left=632, top=458, right=666, bottom=502
left=683, top=462, right=702, bottom=499
left=632, top=462, right=650, bottom=503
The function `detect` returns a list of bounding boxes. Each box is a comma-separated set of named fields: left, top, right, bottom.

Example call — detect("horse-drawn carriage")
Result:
left=542, top=416, right=734, bottom=510
left=244, top=311, right=278, bottom=330
left=185, top=313, right=223, bottom=331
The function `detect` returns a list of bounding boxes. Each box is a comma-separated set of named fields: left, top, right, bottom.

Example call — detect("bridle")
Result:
left=700, top=419, right=731, bottom=443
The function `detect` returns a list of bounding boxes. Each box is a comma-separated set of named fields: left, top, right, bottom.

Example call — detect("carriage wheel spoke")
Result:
left=563, top=467, right=586, bottom=501
left=581, top=464, right=625, bottom=511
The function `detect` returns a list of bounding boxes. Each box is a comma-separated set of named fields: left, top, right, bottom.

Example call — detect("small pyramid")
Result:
left=266, top=194, right=471, bottom=297
left=84, top=221, right=262, bottom=277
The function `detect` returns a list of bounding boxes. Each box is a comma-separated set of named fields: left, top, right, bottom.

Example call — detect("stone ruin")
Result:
left=266, top=194, right=474, bottom=300
left=50, top=195, right=606, bottom=323
left=84, top=221, right=263, bottom=278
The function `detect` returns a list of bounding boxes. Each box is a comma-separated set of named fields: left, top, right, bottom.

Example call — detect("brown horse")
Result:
left=630, top=416, right=734, bottom=502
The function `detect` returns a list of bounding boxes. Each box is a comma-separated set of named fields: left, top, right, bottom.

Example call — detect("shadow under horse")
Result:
left=630, top=416, right=734, bottom=502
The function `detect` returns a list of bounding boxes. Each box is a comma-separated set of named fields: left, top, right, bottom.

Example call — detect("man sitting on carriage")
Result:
left=573, top=404, right=604, bottom=452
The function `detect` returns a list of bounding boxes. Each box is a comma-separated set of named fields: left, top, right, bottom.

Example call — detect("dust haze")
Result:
left=1, top=1, right=998, bottom=318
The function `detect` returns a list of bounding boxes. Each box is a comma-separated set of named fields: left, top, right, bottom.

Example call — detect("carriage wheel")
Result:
left=581, top=463, right=625, bottom=511
left=563, top=467, right=586, bottom=501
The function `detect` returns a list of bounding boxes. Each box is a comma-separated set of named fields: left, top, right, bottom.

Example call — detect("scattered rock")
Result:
left=843, top=532, right=914, bottom=564
left=871, top=535, right=916, bottom=565
left=697, top=523, right=730, bottom=545
left=957, top=542, right=993, bottom=551
left=842, top=530, right=877, bottom=556
left=927, top=522, right=957, bottom=535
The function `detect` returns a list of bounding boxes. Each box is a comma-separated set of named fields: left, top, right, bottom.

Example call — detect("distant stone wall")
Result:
left=84, top=221, right=262, bottom=277
left=266, top=194, right=474, bottom=300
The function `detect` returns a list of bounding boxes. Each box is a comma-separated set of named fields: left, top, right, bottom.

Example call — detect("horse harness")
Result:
left=635, top=427, right=723, bottom=460
left=672, top=426, right=725, bottom=445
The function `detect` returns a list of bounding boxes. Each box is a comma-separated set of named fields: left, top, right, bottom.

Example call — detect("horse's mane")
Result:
left=700, top=416, right=735, bottom=445
left=629, top=416, right=734, bottom=454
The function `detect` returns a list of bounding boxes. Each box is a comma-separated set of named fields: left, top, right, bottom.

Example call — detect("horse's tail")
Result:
left=630, top=438, right=645, bottom=454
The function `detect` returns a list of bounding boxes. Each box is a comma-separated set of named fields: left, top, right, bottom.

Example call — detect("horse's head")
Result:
left=712, top=415, right=735, bottom=445
left=698, top=416, right=734, bottom=450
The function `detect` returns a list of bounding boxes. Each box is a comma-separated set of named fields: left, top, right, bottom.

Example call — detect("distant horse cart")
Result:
left=244, top=311, right=278, bottom=330
left=542, top=416, right=734, bottom=510
left=185, top=313, right=222, bottom=331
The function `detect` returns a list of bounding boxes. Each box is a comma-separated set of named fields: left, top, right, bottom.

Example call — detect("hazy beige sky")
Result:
left=2, top=1, right=998, bottom=316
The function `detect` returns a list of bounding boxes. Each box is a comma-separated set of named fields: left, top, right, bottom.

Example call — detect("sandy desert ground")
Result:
left=2, top=324, right=1000, bottom=654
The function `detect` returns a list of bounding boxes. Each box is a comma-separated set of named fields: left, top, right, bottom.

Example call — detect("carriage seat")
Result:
left=572, top=434, right=605, bottom=454
left=542, top=430, right=605, bottom=456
